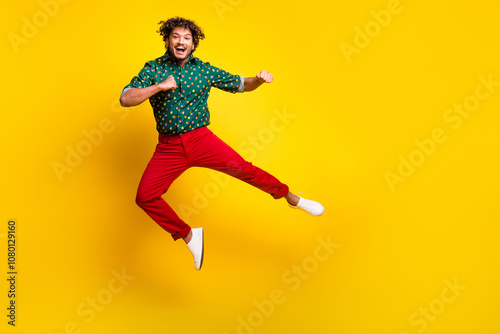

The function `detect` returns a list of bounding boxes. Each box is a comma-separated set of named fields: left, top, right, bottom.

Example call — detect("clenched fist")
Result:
left=158, top=75, right=177, bottom=91
left=256, top=70, right=273, bottom=84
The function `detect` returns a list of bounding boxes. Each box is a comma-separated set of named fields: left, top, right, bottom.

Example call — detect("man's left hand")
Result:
left=256, top=70, right=273, bottom=84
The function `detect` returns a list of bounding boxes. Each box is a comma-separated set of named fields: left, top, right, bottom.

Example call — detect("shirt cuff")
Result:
left=237, top=76, right=245, bottom=93
left=121, top=87, right=131, bottom=97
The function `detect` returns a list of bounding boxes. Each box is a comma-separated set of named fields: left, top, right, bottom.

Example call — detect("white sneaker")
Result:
left=288, top=197, right=325, bottom=216
left=186, top=228, right=204, bottom=270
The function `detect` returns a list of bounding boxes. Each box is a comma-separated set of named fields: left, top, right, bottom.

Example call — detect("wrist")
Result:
left=255, top=78, right=265, bottom=85
left=154, top=83, right=164, bottom=92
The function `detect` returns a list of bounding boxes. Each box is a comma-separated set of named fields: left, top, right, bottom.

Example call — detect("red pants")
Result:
left=135, top=126, right=289, bottom=240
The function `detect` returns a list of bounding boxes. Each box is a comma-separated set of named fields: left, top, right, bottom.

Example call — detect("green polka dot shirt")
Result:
left=122, top=51, right=244, bottom=135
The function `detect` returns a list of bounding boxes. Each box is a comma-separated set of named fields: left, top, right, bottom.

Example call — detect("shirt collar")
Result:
left=162, top=50, right=199, bottom=65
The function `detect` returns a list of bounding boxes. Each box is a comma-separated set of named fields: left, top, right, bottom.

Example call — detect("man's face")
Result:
left=166, top=27, right=195, bottom=62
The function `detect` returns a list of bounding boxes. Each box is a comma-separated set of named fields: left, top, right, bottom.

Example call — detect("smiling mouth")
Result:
left=175, top=46, right=186, bottom=53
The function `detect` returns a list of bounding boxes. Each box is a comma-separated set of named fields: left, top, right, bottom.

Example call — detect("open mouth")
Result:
left=175, top=46, right=186, bottom=55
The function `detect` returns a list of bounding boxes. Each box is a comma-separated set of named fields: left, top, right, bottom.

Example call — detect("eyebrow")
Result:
left=172, top=32, right=192, bottom=37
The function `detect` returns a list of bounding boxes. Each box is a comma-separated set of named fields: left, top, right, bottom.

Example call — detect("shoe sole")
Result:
left=199, top=228, right=204, bottom=270
left=288, top=204, right=324, bottom=216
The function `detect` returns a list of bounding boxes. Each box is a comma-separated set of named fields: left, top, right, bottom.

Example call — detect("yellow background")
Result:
left=2, top=0, right=499, bottom=333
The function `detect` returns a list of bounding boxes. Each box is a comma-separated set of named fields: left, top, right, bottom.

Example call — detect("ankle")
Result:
left=183, top=230, right=193, bottom=244
left=285, top=192, right=300, bottom=206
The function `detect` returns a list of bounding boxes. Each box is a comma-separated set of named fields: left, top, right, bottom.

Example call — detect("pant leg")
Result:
left=135, top=136, right=192, bottom=241
left=183, top=127, right=289, bottom=199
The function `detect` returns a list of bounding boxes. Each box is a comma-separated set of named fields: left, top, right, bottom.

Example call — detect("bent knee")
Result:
left=226, top=161, right=258, bottom=177
left=135, top=190, right=152, bottom=207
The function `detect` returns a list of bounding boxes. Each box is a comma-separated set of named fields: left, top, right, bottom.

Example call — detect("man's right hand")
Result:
left=120, top=75, right=177, bottom=107
left=158, top=75, right=177, bottom=91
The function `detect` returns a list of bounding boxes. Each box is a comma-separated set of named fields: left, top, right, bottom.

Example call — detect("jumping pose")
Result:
left=120, top=17, right=324, bottom=270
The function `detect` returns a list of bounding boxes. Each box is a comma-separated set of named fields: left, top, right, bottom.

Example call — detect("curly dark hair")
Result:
left=157, top=17, right=205, bottom=52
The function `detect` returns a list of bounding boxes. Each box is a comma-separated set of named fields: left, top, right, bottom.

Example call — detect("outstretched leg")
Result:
left=183, top=127, right=324, bottom=216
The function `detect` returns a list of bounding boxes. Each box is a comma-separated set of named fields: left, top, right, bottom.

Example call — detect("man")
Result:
left=120, top=17, right=324, bottom=271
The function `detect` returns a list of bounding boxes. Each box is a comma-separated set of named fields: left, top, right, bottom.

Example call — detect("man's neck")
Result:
left=166, top=49, right=191, bottom=68
left=177, top=59, right=188, bottom=68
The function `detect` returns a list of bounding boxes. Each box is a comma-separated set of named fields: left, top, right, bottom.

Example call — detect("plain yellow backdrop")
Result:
left=2, top=0, right=499, bottom=333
